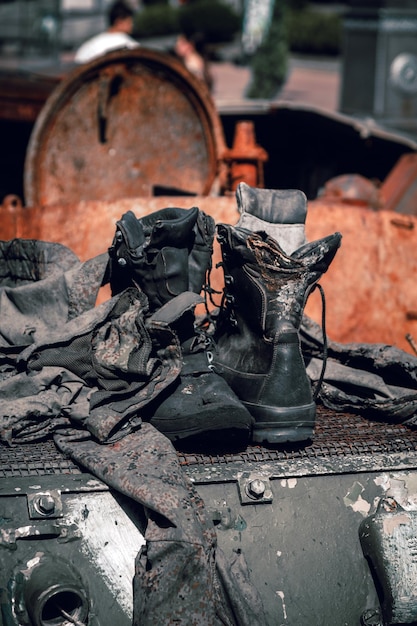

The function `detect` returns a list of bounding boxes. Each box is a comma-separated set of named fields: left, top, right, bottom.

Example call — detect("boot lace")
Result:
left=311, top=283, right=328, bottom=402
left=201, top=263, right=223, bottom=312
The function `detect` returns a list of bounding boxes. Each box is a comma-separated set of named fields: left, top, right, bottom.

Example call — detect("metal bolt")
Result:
left=36, top=494, right=55, bottom=515
left=247, top=479, right=266, bottom=499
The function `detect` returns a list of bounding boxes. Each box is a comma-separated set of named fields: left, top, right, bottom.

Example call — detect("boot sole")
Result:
left=150, top=406, right=254, bottom=442
left=245, top=402, right=316, bottom=444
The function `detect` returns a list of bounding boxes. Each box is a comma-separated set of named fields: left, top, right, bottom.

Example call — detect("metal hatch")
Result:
left=24, top=47, right=227, bottom=207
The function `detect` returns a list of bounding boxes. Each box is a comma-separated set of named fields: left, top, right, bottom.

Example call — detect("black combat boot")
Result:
left=109, top=208, right=254, bottom=447
left=108, top=206, right=210, bottom=308
left=212, top=222, right=342, bottom=444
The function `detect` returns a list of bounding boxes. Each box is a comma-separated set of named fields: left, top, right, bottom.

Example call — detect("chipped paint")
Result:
left=344, top=481, right=371, bottom=516
left=374, top=473, right=391, bottom=490
left=65, top=491, right=145, bottom=619
left=276, top=590, right=287, bottom=620
left=373, top=473, right=417, bottom=510
left=280, top=478, right=297, bottom=489
left=383, top=513, right=411, bottom=535
left=26, top=555, right=41, bottom=570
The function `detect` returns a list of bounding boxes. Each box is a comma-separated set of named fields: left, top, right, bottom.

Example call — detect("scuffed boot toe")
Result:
left=145, top=357, right=254, bottom=450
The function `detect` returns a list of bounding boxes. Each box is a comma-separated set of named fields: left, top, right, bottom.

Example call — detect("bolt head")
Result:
left=36, top=494, right=55, bottom=515
left=247, top=479, right=266, bottom=499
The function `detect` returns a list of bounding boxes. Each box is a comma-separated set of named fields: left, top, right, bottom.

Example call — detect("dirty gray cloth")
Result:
left=55, top=425, right=266, bottom=626
left=301, top=315, right=417, bottom=425
left=0, top=239, right=108, bottom=348
left=0, top=238, right=267, bottom=626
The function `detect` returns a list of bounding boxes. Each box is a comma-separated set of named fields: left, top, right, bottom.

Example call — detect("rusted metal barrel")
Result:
left=24, top=48, right=227, bottom=206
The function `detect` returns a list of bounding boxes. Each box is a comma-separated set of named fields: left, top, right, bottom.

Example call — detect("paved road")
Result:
left=211, top=56, right=341, bottom=112
left=0, top=39, right=341, bottom=115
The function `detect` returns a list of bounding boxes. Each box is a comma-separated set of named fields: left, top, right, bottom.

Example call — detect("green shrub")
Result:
left=246, top=3, right=288, bottom=99
left=287, top=9, right=342, bottom=56
left=287, top=0, right=308, bottom=8
left=134, top=5, right=179, bottom=38
left=141, top=0, right=169, bottom=5
left=178, top=0, right=241, bottom=44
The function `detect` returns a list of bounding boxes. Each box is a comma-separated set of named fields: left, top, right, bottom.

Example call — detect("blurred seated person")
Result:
left=75, top=0, right=139, bottom=64
left=174, top=32, right=213, bottom=92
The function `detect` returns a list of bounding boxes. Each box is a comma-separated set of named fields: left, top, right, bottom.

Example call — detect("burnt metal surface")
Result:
left=2, top=192, right=417, bottom=353
left=178, top=405, right=417, bottom=482
left=24, top=48, right=226, bottom=207
left=2, top=405, right=417, bottom=481
left=360, top=496, right=417, bottom=625
left=0, top=438, right=81, bottom=478
left=1, top=69, right=416, bottom=204
left=1, top=408, right=417, bottom=626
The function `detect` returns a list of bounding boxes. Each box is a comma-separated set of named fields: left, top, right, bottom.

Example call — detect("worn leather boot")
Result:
left=109, top=208, right=254, bottom=447
left=213, top=223, right=342, bottom=444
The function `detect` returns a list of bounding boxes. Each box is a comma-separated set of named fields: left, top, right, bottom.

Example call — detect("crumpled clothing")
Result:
left=54, top=423, right=267, bottom=626
left=1, top=285, right=182, bottom=443
left=0, top=239, right=108, bottom=348
left=0, top=238, right=267, bottom=626
left=0, top=367, right=91, bottom=444
left=0, top=238, right=79, bottom=287
left=301, top=315, right=417, bottom=425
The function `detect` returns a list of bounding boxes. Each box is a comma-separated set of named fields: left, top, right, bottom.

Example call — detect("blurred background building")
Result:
left=0, top=0, right=416, bottom=136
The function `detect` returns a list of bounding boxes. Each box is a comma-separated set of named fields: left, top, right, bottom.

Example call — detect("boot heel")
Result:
left=249, top=402, right=316, bottom=443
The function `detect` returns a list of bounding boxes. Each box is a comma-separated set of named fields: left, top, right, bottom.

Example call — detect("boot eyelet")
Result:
left=206, top=350, right=216, bottom=371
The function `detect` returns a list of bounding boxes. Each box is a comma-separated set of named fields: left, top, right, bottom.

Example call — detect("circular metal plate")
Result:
left=389, top=53, right=417, bottom=96
left=24, top=48, right=226, bottom=206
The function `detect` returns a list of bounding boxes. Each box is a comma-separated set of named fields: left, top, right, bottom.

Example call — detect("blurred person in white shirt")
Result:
left=75, top=0, right=139, bottom=64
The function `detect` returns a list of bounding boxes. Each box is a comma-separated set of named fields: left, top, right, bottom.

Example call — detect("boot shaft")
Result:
left=217, top=223, right=342, bottom=338
left=109, top=207, right=215, bottom=312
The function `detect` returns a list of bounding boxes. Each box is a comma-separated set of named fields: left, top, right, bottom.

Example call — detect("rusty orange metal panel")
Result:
left=305, top=201, right=417, bottom=355
left=24, top=48, right=227, bottom=207
left=2, top=195, right=417, bottom=355
left=379, top=152, right=417, bottom=215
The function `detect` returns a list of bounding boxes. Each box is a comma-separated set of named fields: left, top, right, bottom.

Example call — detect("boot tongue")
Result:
left=236, top=183, right=307, bottom=254
left=240, top=217, right=306, bottom=256
left=236, top=182, right=307, bottom=224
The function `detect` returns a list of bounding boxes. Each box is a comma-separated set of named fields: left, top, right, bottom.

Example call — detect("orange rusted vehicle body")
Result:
left=1, top=48, right=417, bottom=355
left=2, top=186, right=417, bottom=356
